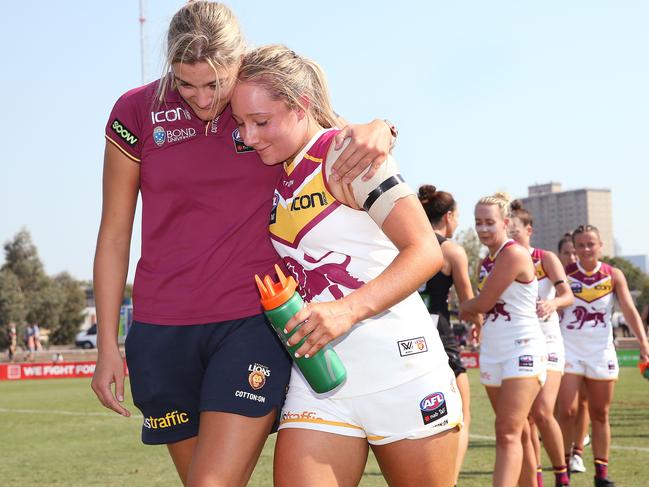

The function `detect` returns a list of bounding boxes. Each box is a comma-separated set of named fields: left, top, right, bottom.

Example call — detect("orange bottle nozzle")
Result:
left=255, top=264, right=298, bottom=310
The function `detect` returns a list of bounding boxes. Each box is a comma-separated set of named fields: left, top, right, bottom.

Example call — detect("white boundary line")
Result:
left=1, top=408, right=648, bottom=453
left=469, top=433, right=649, bottom=453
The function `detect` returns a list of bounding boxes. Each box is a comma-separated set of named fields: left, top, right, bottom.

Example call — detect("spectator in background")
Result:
left=25, top=324, right=36, bottom=361
left=8, top=322, right=17, bottom=362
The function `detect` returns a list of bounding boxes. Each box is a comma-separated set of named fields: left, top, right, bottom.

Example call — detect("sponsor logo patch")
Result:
left=270, top=192, right=279, bottom=225
left=397, top=337, right=428, bottom=357
left=607, top=360, right=616, bottom=371
left=143, top=410, right=189, bottom=429
left=235, top=390, right=266, bottom=402
left=153, top=126, right=166, bottom=146
left=420, top=392, right=447, bottom=425
left=548, top=352, right=558, bottom=363
left=519, top=355, right=534, bottom=368
left=232, top=128, right=255, bottom=153
left=111, top=118, right=139, bottom=147
left=290, top=192, right=328, bottom=211
left=570, top=282, right=583, bottom=294
left=248, top=363, right=271, bottom=390
left=281, top=410, right=322, bottom=421
left=150, top=107, right=191, bottom=124
left=515, top=338, right=530, bottom=346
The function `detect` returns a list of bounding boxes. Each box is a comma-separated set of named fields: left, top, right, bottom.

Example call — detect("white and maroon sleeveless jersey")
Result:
left=561, top=261, right=615, bottom=350
left=478, top=240, right=543, bottom=360
left=531, top=248, right=561, bottom=337
left=269, top=129, right=449, bottom=397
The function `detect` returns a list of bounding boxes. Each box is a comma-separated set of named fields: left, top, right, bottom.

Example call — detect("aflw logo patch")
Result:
left=111, top=119, right=138, bottom=147
left=397, top=337, right=428, bottom=357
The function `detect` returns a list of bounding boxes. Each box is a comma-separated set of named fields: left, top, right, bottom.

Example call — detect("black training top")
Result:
left=424, top=233, right=453, bottom=320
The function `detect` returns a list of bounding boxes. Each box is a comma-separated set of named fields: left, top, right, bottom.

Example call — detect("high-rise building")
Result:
left=520, top=183, right=614, bottom=256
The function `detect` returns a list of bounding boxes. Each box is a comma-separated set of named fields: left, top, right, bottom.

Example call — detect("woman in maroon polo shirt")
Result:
left=91, top=2, right=395, bottom=485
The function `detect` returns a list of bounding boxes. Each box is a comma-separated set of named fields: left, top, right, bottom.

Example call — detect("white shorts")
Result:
left=564, top=343, right=619, bottom=380
left=278, top=367, right=463, bottom=445
left=480, top=353, right=547, bottom=387
left=544, top=333, right=565, bottom=373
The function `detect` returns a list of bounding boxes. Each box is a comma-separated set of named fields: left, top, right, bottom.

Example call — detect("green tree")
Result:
left=601, top=256, right=649, bottom=311
left=456, top=227, right=483, bottom=292
left=0, top=269, right=27, bottom=350
left=49, top=272, right=86, bottom=345
left=2, top=229, right=61, bottom=334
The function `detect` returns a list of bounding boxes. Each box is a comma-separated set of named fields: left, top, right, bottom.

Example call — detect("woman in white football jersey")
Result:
left=459, top=192, right=546, bottom=487
left=557, top=233, right=591, bottom=474
left=232, top=45, right=461, bottom=487
left=557, top=225, right=649, bottom=487
left=509, top=201, right=573, bottom=487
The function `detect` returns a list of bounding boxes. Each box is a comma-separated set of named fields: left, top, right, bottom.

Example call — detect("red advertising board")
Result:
left=460, top=351, right=479, bottom=369
left=0, top=361, right=128, bottom=381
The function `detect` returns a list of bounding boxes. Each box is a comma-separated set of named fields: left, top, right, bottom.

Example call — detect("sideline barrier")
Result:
left=1, top=350, right=639, bottom=380
left=0, top=360, right=128, bottom=381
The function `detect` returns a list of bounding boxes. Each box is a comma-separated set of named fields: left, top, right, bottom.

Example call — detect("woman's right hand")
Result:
left=91, top=347, right=131, bottom=417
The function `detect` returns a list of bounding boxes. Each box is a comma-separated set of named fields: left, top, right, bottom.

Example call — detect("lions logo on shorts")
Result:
left=248, top=363, right=271, bottom=390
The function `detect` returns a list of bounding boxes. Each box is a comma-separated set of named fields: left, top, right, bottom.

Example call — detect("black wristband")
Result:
left=554, top=279, right=566, bottom=287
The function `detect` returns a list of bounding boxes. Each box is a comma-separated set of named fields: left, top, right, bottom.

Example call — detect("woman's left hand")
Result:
left=640, top=339, right=649, bottom=362
left=536, top=299, right=557, bottom=320
left=332, top=119, right=392, bottom=183
left=284, top=301, right=356, bottom=358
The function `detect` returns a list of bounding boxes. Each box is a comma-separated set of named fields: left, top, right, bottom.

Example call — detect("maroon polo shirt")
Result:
left=105, top=80, right=281, bottom=325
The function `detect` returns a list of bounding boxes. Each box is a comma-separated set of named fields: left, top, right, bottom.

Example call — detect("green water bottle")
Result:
left=255, top=265, right=347, bottom=393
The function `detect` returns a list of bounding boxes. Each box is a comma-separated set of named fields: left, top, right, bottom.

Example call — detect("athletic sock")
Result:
left=553, top=465, right=569, bottom=486
left=594, top=458, right=609, bottom=480
left=537, top=466, right=544, bottom=486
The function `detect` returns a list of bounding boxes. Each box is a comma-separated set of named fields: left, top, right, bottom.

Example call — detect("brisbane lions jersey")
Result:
left=478, top=240, right=543, bottom=360
left=269, top=129, right=450, bottom=397
left=561, top=261, right=615, bottom=349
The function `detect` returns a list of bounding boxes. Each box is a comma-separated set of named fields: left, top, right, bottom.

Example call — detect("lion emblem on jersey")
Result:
left=486, top=300, right=511, bottom=322
left=283, top=251, right=364, bottom=301
left=566, top=305, right=606, bottom=330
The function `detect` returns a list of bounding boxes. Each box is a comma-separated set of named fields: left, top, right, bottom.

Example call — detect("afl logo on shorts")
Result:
left=153, top=126, right=166, bottom=146
left=420, top=392, right=448, bottom=425
left=232, top=128, right=255, bottom=153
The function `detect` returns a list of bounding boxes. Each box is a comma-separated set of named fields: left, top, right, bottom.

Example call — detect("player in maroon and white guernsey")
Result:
left=557, top=225, right=649, bottom=487
left=509, top=201, right=573, bottom=487
left=460, top=192, right=547, bottom=487
left=91, top=3, right=396, bottom=486
left=233, top=45, right=461, bottom=487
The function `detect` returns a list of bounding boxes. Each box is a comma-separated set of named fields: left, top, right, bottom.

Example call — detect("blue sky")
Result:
left=2, top=1, right=648, bottom=281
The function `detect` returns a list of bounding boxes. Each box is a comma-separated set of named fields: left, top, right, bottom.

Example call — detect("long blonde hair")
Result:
left=476, top=191, right=512, bottom=220
left=237, top=44, right=341, bottom=128
left=156, top=1, right=245, bottom=108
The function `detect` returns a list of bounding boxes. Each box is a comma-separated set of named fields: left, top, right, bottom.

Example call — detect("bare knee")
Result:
left=589, top=405, right=610, bottom=424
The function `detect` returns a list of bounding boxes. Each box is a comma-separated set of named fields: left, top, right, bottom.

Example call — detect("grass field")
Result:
left=1, top=368, right=647, bottom=486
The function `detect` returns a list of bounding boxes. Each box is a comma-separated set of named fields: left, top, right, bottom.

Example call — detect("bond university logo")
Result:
left=111, top=119, right=138, bottom=147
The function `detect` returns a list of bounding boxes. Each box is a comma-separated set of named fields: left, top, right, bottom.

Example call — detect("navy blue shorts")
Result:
left=125, top=313, right=292, bottom=445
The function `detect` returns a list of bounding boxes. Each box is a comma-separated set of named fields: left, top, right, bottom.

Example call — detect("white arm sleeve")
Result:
left=325, top=139, right=414, bottom=227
